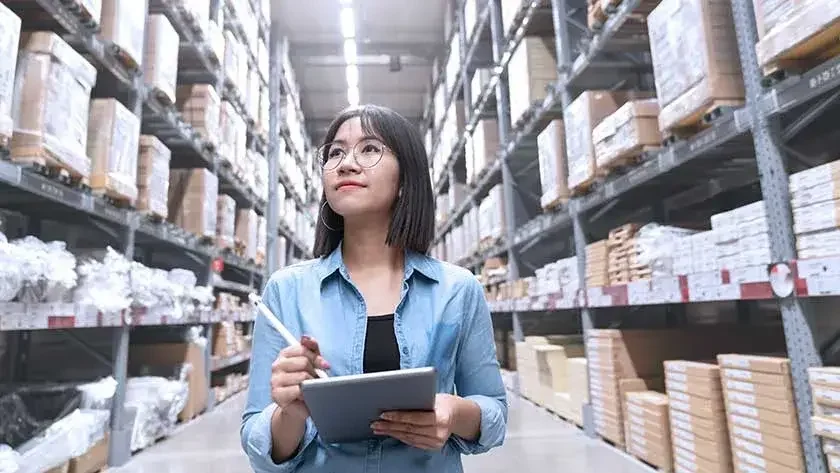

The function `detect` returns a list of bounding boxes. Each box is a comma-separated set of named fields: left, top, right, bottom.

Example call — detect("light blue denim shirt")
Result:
left=240, top=245, right=508, bottom=473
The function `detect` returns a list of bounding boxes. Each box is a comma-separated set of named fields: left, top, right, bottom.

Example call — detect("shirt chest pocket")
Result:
left=398, top=299, right=463, bottom=389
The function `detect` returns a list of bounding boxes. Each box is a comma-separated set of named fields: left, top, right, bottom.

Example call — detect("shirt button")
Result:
left=402, top=347, right=409, bottom=355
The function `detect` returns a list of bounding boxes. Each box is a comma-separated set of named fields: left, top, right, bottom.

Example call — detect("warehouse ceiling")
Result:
left=273, top=0, right=447, bottom=146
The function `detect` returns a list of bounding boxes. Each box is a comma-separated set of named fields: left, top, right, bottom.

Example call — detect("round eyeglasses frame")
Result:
left=317, top=138, right=390, bottom=172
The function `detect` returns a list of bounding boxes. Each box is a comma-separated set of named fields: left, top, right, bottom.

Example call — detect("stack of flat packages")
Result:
left=168, top=169, right=219, bottom=239
left=176, top=84, right=221, bottom=148
left=608, top=223, right=641, bottom=285
left=564, top=91, right=627, bottom=194
left=533, top=340, right=586, bottom=416
left=625, top=391, right=672, bottom=471
left=11, top=32, right=97, bottom=180
left=216, top=195, right=236, bottom=250
left=143, top=14, right=179, bottom=104
left=136, top=135, right=171, bottom=220
left=0, top=5, right=21, bottom=147
left=593, top=99, right=661, bottom=173
left=718, top=355, right=805, bottom=473
left=809, top=367, right=840, bottom=472
left=789, top=160, right=840, bottom=260
left=648, top=0, right=744, bottom=134
left=100, top=0, right=147, bottom=69
left=537, top=119, right=570, bottom=210
left=221, top=101, right=247, bottom=172
left=515, top=335, right=583, bottom=406
left=507, top=37, right=557, bottom=126
left=664, top=361, right=732, bottom=473
left=586, top=240, right=610, bottom=287
left=87, top=98, right=141, bottom=205
left=567, top=358, right=589, bottom=426
left=235, top=208, right=258, bottom=261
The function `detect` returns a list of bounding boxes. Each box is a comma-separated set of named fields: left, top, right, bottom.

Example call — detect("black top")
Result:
left=363, top=314, right=401, bottom=373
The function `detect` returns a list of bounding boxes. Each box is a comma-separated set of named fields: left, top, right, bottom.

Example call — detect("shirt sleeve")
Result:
left=449, top=278, right=508, bottom=455
left=240, top=275, right=319, bottom=473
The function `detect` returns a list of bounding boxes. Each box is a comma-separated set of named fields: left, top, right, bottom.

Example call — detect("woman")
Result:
left=240, top=104, right=507, bottom=472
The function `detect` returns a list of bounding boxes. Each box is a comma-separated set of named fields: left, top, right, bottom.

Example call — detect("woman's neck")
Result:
left=342, top=219, right=403, bottom=274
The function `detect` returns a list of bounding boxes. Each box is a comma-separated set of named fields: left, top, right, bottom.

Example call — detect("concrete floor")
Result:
left=111, top=378, right=652, bottom=473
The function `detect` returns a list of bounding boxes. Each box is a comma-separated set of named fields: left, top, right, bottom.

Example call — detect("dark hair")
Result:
left=313, top=105, right=435, bottom=258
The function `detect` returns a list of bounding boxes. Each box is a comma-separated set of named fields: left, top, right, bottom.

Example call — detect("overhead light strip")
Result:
left=341, top=4, right=359, bottom=106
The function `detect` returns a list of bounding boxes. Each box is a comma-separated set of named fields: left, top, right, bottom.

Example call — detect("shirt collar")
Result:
left=317, top=243, right=440, bottom=283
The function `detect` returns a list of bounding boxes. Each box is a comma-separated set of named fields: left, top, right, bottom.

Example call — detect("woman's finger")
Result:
left=275, top=356, right=315, bottom=374
left=372, top=421, right=434, bottom=438
left=379, top=431, right=439, bottom=450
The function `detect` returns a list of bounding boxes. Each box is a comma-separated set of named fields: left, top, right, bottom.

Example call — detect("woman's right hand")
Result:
left=270, top=336, right=330, bottom=421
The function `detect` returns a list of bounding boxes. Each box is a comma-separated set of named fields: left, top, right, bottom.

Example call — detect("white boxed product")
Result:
left=183, top=0, right=211, bottom=35
left=793, top=200, right=840, bottom=235
left=537, top=120, right=569, bottom=209
left=734, top=201, right=767, bottom=223
left=797, top=229, right=840, bottom=259
left=144, top=14, right=180, bottom=105
left=101, top=0, right=147, bottom=68
left=791, top=180, right=840, bottom=209
left=0, top=4, right=21, bottom=142
left=789, top=160, right=840, bottom=194
left=710, top=209, right=736, bottom=229
left=738, top=217, right=769, bottom=239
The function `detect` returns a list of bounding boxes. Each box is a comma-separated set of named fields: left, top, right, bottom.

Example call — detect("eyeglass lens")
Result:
left=319, top=139, right=385, bottom=170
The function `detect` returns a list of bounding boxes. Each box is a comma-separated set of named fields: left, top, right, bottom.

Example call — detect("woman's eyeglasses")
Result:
left=317, top=138, right=387, bottom=171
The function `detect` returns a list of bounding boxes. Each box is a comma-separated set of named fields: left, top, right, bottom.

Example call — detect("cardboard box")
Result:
left=471, top=119, right=499, bottom=182
left=673, top=447, right=733, bottom=473
left=0, top=4, right=20, bottom=143
left=672, top=425, right=732, bottom=464
left=129, top=342, right=208, bottom=422
left=537, top=119, right=569, bottom=209
left=752, top=0, right=798, bottom=40
left=168, top=168, right=219, bottom=238
left=216, top=195, right=236, bottom=249
left=68, top=434, right=109, bottom=473
left=726, top=401, right=799, bottom=430
left=670, top=390, right=726, bottom=415
left=507, top=37, right=557, bottom=124
left=235, top=208, right=258, bottom=261
left=593, top=99, right=660, bottom=169
left=144, top=14, right=179, bottom=104
left=12, top=32, right=97, bottom=178
left=100, top=0, right=147, bottom=68
left=793, top=199, right=840, bottom=235
left=729, top=412, right=800, bottom=443
left=221, top=101, right=247, bottom=170
left=755, top=0, right=840, bottom=72
left=177, top=84, right=221, bottom=147
left=791, top=179, right=840, bottom=209
left=731, top=435, right=804, bottom=471
left=648, top=0, right=745, bottom=132
left=721, top=368, right=793, bottom=388
left=137, top=135, right=171, bottom=219
left=718, top=354, right=791, bottom=374
left=722, top=378, right=793, bottom=402
left=565, top=91, right=626, bottom=191
left=790, top=159, right=840, bottom=194
left=87, top=98, right=140, bottom=203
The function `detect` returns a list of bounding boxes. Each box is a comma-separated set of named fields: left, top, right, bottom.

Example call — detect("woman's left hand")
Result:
left=372, top=393, right=459, bottom=450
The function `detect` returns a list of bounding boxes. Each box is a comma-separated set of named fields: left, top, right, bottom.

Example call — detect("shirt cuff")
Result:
left=448, top=395, right=506, bottom=455
left=245, top=404, right=318, bottom=473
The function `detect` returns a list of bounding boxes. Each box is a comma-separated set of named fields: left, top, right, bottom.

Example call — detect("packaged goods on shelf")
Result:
left=718, top=355, right=804, bottom=473
left=648, top=0, right=744, bottom=133
left=633, top=224, right=698, bottom=280
left=0, top=236, right=77, bottom=303
left=515, top=335, right=585, bottom=408
left=433, top=82, right=446, bottom=130
left=664, top=361, right=732, bottom=473
left=177, top=84, right=221, bottom=148
left=470, top=68, right=492, bottom=106
left=754, top=0, right=840, bottom=75
left=207, top=14, right=226, bottom=64
left=585, top=240, right=610, bottom=287
left=567, top=358, right=588, bottom=425
left=235, top=209, right=258, bottom=261
left=125, top=376, right=189, bottom=451
left=0, top=5, right=21, bottom=146
left=12, top=32, right=97, bottom=180
left=246, top=67, right=260, bottom=123
left=257, top=40, right=269, bottom=83
left=224, top=30, right=247, bottom=97
left=221, top=101, right=247, bottom=171
left=465, top=206, right=481, bottom=256
left=435, top=194, right=448, bottom=226
left=100, top=0, right=147, bottom=69
left=168, top=168, right=219, bottom=239
left=625, top=392, right=672, bottom=470
left=532, top=256, right=578, bottom=297
left=537, top=119, right=569, bottom=210
left=565, top=91, right=627, bottom=193
left=129, top=341, right=208, bottom=423
left=790, top=161, right=840, bottom=248
left=593, top=99, right=660, bottom=171
left=137, top=135, right=171, bottom=220
left=478, top=185, right=506, bottom=244
left=712, top=201, right=771, bottom=270
left=183, top=0, right=211, bottom=35
left=284, top=198, right=296, bottom=230
left=144, top=14, right=179, bottom=105
left=507, top=37, right=557, bottom=125
left=808, top=367, right=840, bottom=469
left=215, top=195, right=236, bottom=249
left=470, top=119, right=499, bottom=184
left=257, top=215, right=267, bottom=266
left=87, top=98, right=141, bottom=205
left=607, top=223, right=641, bottom=285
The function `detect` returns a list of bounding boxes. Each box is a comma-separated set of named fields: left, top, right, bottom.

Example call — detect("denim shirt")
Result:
left=240, top=246, right=508, bottom=473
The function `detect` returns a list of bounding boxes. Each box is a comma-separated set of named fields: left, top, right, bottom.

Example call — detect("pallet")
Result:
left=91, top=175, right=136, bottom=209
left=139, top=210, right=167, bottom=223
left=629, top=453, right=673, bottom=473
left=570, top=175, right=597, bottom=196
left=11, top=153, right=90, bottom=189
left=596, top=145, right=659, bottom=176
left=511, top=100, right=542, bottom=132
left=541, top=193, right=570, bottom=211
left=662, top=100, right=745, bottom=145
left=107, top=43, right=141, bottom=73
left=760, top=17, right=840, bottom=81
left=148, top=86, right=175, bottom=107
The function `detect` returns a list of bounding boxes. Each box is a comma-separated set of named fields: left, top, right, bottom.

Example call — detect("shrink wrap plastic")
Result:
left=0, top=5, right=21, bottom=143
left=137, top=135, right=171, bottom=218
left=87, top=99, right=140, bottom=202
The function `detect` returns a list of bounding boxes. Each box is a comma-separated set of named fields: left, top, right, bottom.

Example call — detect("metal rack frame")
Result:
left=429, top=0, right=840, bottom=471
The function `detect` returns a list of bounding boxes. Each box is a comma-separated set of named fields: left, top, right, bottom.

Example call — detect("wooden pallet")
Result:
left=11, top=151, right=90, bottom=189
left=91, top=175, right=136, bottom=208
left=587, top=1, right=607, bottom=31
left=139, top=209, right=167, bottom=223
left=107, top=43, right=141, bottom=72
left=662, top=100, right=745, bottom=145
left=596, top=145, right=659, bottom=177
left=148, top=86, right=175, bottom=107
left=541, top=193, right=570, bottom=211
left=760, top=17, right=840, bottom=80
left=570, top=175, right=597, bottom=196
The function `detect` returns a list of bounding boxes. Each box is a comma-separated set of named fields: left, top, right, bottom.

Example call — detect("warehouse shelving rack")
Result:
left=430, top=0, right=840, bottom=472
left=0, top=0, right=315, bottom=467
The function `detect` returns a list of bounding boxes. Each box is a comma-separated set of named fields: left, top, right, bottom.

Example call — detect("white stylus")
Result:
left=248, top=293, right=330, bottom=378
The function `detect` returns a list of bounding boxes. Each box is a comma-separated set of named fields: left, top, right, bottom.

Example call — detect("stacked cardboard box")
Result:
left=235, top=208, right=258, bottom=261
left=87, top=98, right=141, bottom=204
left=507, top=37, right=557, bottom=125
left=565, top=91, right=627, bottom=193
left=718, top=355, right=804, bottom=473
left=593, top=99, right=660, bottom=172
left=177, top=84, right=221, bottom=148
left=0, top=5, right=21, bottom=146
left=587, top=0, right=607, bottom=29
left=129, top=341, right=208, bottom=422
left=711, top=201, right=770, bottom=271
left=608, top=223, right=641, bottom=285
left=625, top=391, right=672, bottom=471
left=257, top=215, right=267, bottom=266
left=12, top=32, right=98, bottom=179
left=168, top=168, right=219, bottom=239
left=144, top=14, right=179, bottom=104
left=532, top=256, right=578, bottom=297
left=664, top=361, right=732, bottom=473
left=754, top=0, right=840, bottom=74
left=809, top=367, right=840, bottom=472
left=673, top=230, right=717, bottom=276
left=221, top=101, right=247, bottom=171
left=648, top=0, right=744, bottom=133
left=100, top=0, right=147, bottom=69
left=586, top=240, right=610, bottom=287
left=567, top=358, right=589, bottom=425
left=515, top=335, right=585, bottom=407
left=469, top=119, right=499, bottom=185
left=537, top=119, right=569, bottom=210
left=216, top=195, right=236, bottom=249
left=478, top=185, right=506, bottom=245
left=137, top=135, right=171, bottom=219
left=224, top=30, right=248, bottom=97
left=790, top=160, right=840, bottom=259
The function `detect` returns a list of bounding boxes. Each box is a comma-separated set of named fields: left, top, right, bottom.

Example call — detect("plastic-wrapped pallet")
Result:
left=564, top=91, right=626, bottom=193
left=257, top=215, right=267, bottom=265
left=537, top=119, right=569, bottom=210
left=183, top=0, right=211, bottom=35
left=472, top=119, right=499, bottom=182
left=216, top=195, right=236, bottom=249
left=0, top=5, right=21, bottom=148
left=87, top=98, right=141, bottom=204
left=168, top=169, right=219, bottom=239
left=207, top=13, right=226, bottom=65
left=221, top=101, right=247, bottom=170
left=177, top=84, right=221, bottom=148
left=224, top=30, right=247, bottom=96
left=648, top=0, right=744, bottom=133
left=144, top=14, right=179, bottom=105
left=137, top=135, right=171, bottom=219
left=633, top=224, right=698, bottom=279
left=100, top=0, right=147, bottom=68
left=236, top=209, right=258, bottom=261
left=507, top=37, right=557, bottom=125
left=12, top=32, right=97, bottom=180
left=593, top=99, right=660, bottom=171
left=755, top=0, right=840, bottom=73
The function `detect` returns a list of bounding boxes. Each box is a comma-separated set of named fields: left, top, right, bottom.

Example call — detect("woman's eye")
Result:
left=328, top=149, right=344, bottom=159
left=362, top=144, right=380, bottom=153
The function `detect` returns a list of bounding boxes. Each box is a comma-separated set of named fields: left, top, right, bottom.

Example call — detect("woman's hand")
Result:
left=270, top=336, right=330, bottom=421
left=372, top=393, right=460, bottom=450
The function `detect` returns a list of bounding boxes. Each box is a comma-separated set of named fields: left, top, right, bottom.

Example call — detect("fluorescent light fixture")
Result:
left=340, top=7, right=355, bottom=38
left=343, top=39, right=357, bottom=63
left=345, top=64, right=359, bottom=88
left=339, top=0, right=352, bottom=5
left=347, top=86, right=360, bottom=106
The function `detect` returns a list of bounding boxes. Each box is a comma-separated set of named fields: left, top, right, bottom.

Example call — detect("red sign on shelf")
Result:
left=212, top=258, right=225, bottom=273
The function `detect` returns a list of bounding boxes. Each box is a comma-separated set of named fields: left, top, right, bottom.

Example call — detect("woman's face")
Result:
left=321, top=117, right=400, bottom=218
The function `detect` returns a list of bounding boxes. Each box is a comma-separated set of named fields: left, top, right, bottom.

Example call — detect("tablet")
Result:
left=300, top=367, right=437, bottom=444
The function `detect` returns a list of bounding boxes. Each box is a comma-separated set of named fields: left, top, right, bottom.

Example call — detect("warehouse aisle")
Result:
left=111, top=384, right=651, bottom=473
